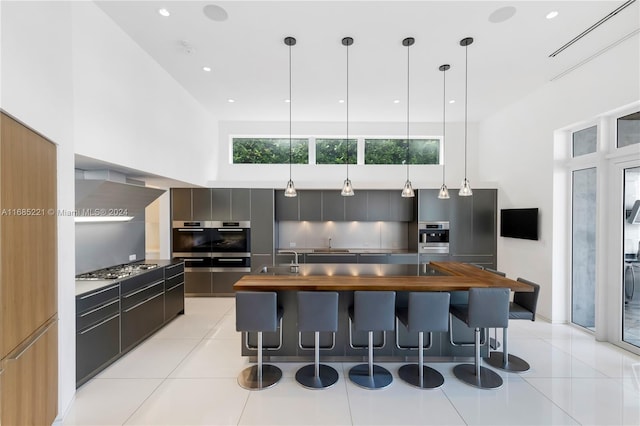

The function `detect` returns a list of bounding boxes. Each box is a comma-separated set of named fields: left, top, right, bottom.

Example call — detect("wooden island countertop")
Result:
left=234, top=261, right=533, bottom=292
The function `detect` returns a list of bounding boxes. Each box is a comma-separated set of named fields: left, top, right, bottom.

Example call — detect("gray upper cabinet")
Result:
left=389, top=193, right=415, bottom=221
left=275, top=190, right=299, bottom=221
left=299, top=191, right=322, bottom=221
left=231, top=189, right=251, bottom=221
left=171, top=188, right=192, bottom=221
left=345, top=191, right=367, bottom=221
left=192, top=188, right=212, bottom=220
left=322, top=191, right=345, bottom=221
left=418, top=189, right=451, bottom=222
left=470, top=189, right=497, bottom=255
left=367, top=191, right=390, bottom=221
left=250, top=189, right=274, bottom=254
left=450, top=194, right=473, bottom=255
left=211, top=188, right=231, bottom=220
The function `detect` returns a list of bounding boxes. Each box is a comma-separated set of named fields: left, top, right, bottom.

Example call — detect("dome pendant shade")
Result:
left=438, top=184, right=450, bottom=199
left=341, top=179, right=355, bottom=196
left=284, top=179, right=297, bottom=197
left=401, top=180, right=415, bottom=198
left=459, top=178, right=473, bottom=196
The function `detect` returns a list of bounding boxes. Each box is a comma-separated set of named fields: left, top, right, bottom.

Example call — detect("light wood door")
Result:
left=1, top=320, right=58, bottom=426
left=0, top=113, right=57, bottom=359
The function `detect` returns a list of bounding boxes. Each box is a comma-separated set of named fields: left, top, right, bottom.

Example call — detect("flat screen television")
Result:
left=500, top=208, right=539, bottom=240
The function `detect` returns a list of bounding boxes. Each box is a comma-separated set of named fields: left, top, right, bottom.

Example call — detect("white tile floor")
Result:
left=63, top=298, right=640, bottom=426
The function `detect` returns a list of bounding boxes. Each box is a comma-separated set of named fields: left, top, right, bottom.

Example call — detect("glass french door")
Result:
left=623, top=166, right=640, bottom=348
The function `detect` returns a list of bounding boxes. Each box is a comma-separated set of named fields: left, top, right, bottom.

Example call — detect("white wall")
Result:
left=71, top=2, right=216, bottom=188
left=215, top=120, right=487, bottom=190
left=0, top=0, right=76, bottom=420
left=478, top=35, right=640, bottom=322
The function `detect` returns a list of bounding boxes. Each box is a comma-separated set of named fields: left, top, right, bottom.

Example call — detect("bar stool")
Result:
left=484, top=267, right=507, bottom=350
left=295, top=291, right=340, bottom=389
left=450, top=287, right=509, bottom=389
left=348, top=291, right=396, bottom=389
left=485, top=277, right=540, bottom=372
left=396, top=292, right=450, bottom=389
left=235, top=291, right=283, bottom=390
left=485, top=267, right=506, bottom=277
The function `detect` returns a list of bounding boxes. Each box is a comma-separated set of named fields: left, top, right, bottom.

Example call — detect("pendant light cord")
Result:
left=464, top=43, right=468, bottom=181
left=288, top=43, right=293, bottom=179
left=406, top=41, right=410, bottom=181
left=442, top=67, right=446, bottom=183
left=346, top=41, right=350, bottom=180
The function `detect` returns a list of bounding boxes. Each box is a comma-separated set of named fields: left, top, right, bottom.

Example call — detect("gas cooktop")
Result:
left=76, top=262, right=158, bottom=281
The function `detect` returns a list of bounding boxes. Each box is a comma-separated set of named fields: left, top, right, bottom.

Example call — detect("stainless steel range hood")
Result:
left=75, top=170, right=165, bottom=218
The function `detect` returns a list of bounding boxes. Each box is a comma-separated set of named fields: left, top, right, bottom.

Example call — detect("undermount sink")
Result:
left=312, top=248, right=350, bottom=253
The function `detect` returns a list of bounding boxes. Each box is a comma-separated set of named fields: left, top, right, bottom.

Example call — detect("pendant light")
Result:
left=401, top=37, right=415, bottom=198
left=284, top=36, right=297, bottom=197
left=459, top=37, right=473, bottom=197
left=341, top=36, right=355, bottom=197
left=438, top=64, right=451, bottom=200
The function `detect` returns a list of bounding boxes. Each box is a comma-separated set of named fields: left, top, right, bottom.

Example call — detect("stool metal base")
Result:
left=237, top=364, right=282, bottom=390
left=453, top=364, right=503, bottom=389
left=398, top=364, right=444, bottom=389
left=484, top=351, right=530, bottom=372
left=349, top=364, right=393, bottom=390
left=295, top=364, right=339, bottom=389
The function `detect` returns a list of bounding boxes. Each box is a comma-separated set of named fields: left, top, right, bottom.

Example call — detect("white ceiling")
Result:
left=96, top=0, right=639, bottom=124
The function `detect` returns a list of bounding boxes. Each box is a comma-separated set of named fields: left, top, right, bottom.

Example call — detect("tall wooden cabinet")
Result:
left=0, top=113, right=58, bottom=425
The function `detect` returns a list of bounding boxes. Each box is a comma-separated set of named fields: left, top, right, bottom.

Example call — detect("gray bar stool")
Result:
left=235, top=291, right=283, bottom=390
left=450, top=287, right=509, bottom=389
left=295, top=291, right=340, bottom=389
left=396, top=292, right=450, bottom=389
left=484, top=267, right=507, bottom=350
left=485, top=277, right=540, bottom=372
left=348, top=291, right=396, bottom=389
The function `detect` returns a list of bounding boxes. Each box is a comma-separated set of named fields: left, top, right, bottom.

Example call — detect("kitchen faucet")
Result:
left=280, top=250, right=299, bottom=272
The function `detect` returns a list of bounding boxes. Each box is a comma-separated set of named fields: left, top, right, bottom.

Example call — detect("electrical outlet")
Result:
left=129, top=254, right=137, bottom=261
left=289, top=242, right=296, bottom=248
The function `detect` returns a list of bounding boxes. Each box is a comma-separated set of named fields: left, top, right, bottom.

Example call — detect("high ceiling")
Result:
left=96, top=0, right=639, bottom=123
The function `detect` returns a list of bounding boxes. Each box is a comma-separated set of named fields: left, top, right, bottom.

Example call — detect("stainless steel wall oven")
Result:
left=418, top=221, right=450, bottom=254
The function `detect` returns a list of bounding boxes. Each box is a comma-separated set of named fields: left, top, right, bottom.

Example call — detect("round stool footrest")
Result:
left=237, top=364, right=282, bottom=390
left=398, top=364, right=445, bottom=389
left=295, top=364, right=339, bottom=389
left=453, top=364, right=503, bottom=389
left=349, top=364, right=393, bottom=389
left=484, top=351, right=530, bottom=372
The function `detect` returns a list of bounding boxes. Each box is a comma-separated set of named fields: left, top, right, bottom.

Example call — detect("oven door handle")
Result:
left=186, top=258, right=206, bottom=262
left=217, top=228, right=242, bottom=232
left=178, top=228, right=204, bottom=232
left=217, top=258, right=244, bottom=262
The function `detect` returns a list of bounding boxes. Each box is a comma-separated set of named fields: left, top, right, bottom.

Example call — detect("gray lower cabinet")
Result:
left=304, top=253, right=357, bottom=263
left=164, top=263, right=185, bottom=320
left=184, top=271, right=212, bottom=294
left=213, top=271, right=247, bottom=294
left=357, top=253, right=388, bottom=264
left=120, top=269, right=165, bottom=352
left=76, top=285, right=120, bottom=387
left=251, top=254, right=273, bottom=272
left=388, top=253, right=418, bottom=264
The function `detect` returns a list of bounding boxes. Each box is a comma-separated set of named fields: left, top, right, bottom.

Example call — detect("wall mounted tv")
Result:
left=500, top=208, right=539, bottom=240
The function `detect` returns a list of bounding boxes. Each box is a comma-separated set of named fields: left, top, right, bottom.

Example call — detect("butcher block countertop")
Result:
left=234, top=261, right=533, bottom=292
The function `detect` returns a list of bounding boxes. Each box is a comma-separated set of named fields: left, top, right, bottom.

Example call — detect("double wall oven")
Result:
left=172, top=221, right=251, bottom=272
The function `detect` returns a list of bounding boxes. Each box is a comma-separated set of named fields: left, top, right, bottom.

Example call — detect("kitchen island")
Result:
left=234, top=262, right=531, bottom=361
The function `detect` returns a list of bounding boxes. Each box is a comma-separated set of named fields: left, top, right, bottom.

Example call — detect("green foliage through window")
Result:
left=364, top=139, right=440, bottom=165
left=233, top=138, right=308, bottom=164
left=316, top=139, right=357, bottom=165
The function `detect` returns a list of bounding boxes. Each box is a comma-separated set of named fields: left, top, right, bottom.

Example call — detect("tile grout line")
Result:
left=341, top=362, right=356, bottom=426
left=519, top=375, right=582, bottom=425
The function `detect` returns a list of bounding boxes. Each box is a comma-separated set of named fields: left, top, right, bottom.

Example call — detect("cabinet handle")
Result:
left=9, top=319, right=57, bottom=361
left=79, top=299, right=119, bottom=317
left=79, top=284, right=119, bottom=299
left=79, top=313, right=119, bottom=335
left=186, top=258, right=205, bottom=262
left=122, top=280, right=164, bottom=298
left=217, top=228, right=242, bottom=232
left=166, top=282, right=184, bottom=292
left=123, top=292, right=163, bottom=313
left=179, top=228, right=203, bottom=232
left=166, top=271, right=184, bottom=280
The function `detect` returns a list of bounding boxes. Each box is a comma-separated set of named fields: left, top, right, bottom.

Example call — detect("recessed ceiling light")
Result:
left=284, top=99, right=291, bottom=103
left=203, top=4, right=229, bottom=22
left=546, top=11, right=559, bottom=20
left=338, top=99, right=345, bottom=103
left=227, top=99, right=235, bottom=103
left=202, top=66, right=211, bottom=72
left=158, top=8, right=170, bottom=17
left=488, top=6, right=516, bottom=24
left=393, top=99, right=400, bottom=104
left=449, top=100, right=456, bottom=104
